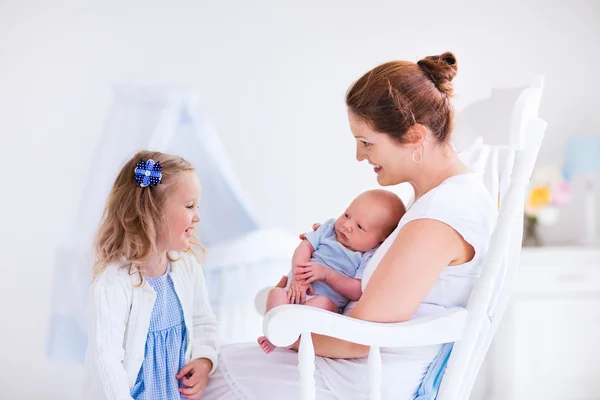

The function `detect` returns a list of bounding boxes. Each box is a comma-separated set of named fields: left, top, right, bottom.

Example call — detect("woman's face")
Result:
left=347, top=110, right=416, bottom=186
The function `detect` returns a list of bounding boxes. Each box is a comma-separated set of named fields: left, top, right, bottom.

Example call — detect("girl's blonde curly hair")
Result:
left=93, top=150, right=203, bottom=283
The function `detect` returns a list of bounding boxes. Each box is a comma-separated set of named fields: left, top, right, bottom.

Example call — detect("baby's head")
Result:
left=94, top=150, right=202, bottom=277
left=334, top=189, right=406, bottom=252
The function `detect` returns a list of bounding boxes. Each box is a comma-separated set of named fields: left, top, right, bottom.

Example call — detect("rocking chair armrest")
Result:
left=263, top=305, right=468, bottom=348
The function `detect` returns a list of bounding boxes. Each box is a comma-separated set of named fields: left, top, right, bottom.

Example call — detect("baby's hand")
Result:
left=296, top=262, right=329, bottom=285
left=288, top=280, right=310, bottom=304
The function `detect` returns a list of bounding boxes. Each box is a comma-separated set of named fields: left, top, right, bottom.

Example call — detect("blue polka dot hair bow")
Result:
left=134, top=159, right=163, bottom=188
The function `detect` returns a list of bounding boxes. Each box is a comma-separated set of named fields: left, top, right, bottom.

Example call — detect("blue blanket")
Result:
left=414, top=342, right=454, bottom=399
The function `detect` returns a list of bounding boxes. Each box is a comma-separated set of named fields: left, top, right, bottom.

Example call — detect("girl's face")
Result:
left=161, top=171, right=201, bottom=252
left=348, top=110, right=417, bottom=186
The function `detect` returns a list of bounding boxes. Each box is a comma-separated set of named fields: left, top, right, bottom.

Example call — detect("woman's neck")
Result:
left=409, top=150, right=469, bottom=200
left=140, top=252, right=169, bottom=277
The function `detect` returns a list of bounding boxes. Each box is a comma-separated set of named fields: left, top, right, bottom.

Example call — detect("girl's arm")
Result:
left=295, top=218, right=474, bottom=358
left=86, top=279, right=134, bottom=400
left=190, top=265, right=220, bottom=374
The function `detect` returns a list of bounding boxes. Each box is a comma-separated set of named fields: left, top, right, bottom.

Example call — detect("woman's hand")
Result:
left=177, top=358, right=212, bottom=399
left=295, top=262, right=329, bottom=285
left=275, top=275, right=288, bottom=288
left=299, top=223, right=321, bottom=240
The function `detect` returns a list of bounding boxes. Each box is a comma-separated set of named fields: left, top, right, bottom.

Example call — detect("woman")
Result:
left=202, top=52, right=497, bottom=399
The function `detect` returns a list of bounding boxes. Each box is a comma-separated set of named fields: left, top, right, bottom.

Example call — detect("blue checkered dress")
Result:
left=131, top=264, right=187, bottom=399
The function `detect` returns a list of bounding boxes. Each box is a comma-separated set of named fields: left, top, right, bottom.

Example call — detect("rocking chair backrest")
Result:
left=437, top=77, right=546, bottom=400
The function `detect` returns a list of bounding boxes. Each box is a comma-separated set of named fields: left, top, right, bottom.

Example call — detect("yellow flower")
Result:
left=527, top=185, right=551, bottom=211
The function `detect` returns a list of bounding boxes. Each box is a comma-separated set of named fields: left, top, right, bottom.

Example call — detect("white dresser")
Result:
left=475, top=246, right=600, bottom=400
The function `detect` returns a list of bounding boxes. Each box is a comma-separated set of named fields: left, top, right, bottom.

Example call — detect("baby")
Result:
left=258, top=189, right=406, bottom=354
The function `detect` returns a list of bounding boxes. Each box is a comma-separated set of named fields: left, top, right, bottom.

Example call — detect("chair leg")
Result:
left=298, top=332, right=316, bottom=400
left=368, top=346, right=382, bottom=400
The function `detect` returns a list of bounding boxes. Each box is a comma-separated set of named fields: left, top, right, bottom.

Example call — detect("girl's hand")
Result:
left=299, top=223, right=321, bottom=240
left=177, top=358, right=212, bottom=399
left=296, top=262, right=329, bottom=285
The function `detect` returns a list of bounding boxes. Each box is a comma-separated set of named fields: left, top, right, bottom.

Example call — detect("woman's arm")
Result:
left=298, top=218, right=474, bottom=358
left=323, top=268, right=362, bottom=301
left=86, top=279, right=135, bottom=400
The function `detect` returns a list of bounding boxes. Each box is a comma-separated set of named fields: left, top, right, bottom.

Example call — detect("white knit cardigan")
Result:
left=83, top=252, right=220, bottom=400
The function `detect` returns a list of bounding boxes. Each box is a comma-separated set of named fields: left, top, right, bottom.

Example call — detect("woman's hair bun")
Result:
left=417, top=51, right=458, bottom=96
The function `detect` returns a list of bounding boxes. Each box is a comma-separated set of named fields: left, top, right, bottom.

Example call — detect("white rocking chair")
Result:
left=257, top=76, right=546, bottom=400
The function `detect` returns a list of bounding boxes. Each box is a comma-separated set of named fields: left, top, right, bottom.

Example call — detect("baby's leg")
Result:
left=258, top=287, right=291, bottom=354
left=304, top=295, right=339, bottom=313
left=265, top=287, right=290, bottom=313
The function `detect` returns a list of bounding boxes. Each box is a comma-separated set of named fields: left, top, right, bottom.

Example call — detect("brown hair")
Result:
left=93, top=150, right=202, bottom=282
left=346, top=51, right=458, bottom=143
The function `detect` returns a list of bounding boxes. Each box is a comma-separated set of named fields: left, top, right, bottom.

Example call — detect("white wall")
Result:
left=1, top=1, right=599, bottom=398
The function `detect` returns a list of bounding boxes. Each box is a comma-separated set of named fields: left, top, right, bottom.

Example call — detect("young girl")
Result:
left=84, top=150, right=220, bottom=400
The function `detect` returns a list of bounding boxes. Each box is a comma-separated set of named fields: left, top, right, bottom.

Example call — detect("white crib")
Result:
left=202, top=228, right=299, bottom=344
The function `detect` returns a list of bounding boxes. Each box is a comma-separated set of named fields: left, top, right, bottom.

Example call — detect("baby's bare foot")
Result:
left=257, top=336, right=277, bottom=354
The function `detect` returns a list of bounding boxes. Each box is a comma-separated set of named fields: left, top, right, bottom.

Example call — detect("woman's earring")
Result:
left=412, top=149, right=423, bottom=164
